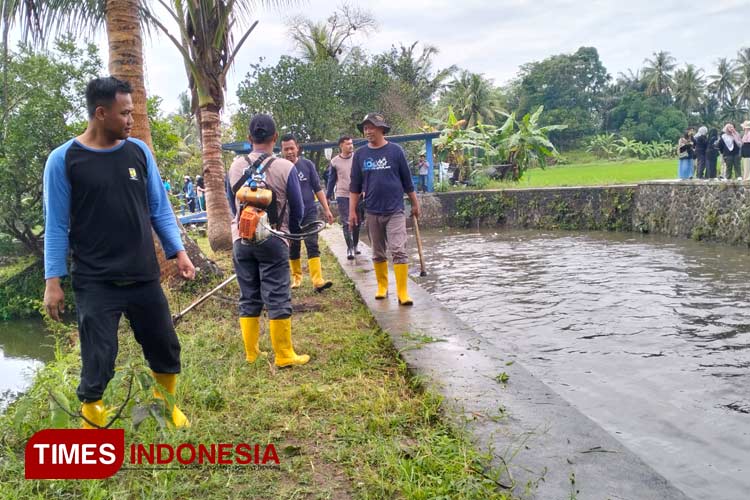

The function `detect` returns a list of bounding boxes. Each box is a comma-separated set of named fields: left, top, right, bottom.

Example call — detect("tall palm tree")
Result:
left=735, top=48, right=750, bottom=109
left=673, top=64, right=705, bottom=116
left=442, top=71, right=503, bottom=128
left=719, top=95, right=748, bottom=126
left=8, top=0, right=217, bottom=274
left=708, top=57, right=736, bottom=106
left=642, top=51, right=676, bottom=97
left=143, top=0, right=266, bottom=251
left=288, top=5, right=375, bottom=63
left=378, top=42, right=456, bottom=107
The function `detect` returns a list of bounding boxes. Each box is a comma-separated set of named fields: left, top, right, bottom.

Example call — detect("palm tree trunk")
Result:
left=105, top=0, right=219, bottom=278
left=199, top=106, right=233, bottom=251
left=105, top=0, right=152, bottom=149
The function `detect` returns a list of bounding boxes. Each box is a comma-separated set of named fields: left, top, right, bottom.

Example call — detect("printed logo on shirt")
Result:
left=297, top=171, right=308, bottom=183
left=363, top=157, right=391, bottom=171
left=128, top=168, right=139, bottom=181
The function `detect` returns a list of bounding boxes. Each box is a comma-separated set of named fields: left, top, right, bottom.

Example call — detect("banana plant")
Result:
left=494, top=105, right=566, bottom=180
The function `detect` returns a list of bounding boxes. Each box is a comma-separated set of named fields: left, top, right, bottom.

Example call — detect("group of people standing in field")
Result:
left=42, top=75, right=420, bottom=430
left=678, top=121, right=750, bottom=180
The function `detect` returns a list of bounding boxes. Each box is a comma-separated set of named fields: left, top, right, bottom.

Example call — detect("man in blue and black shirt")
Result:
left=281, top=133, right=335, bottom=293
left=43, top=76, right=195, bottom=429
left=349, top=113, right=421, bottom=306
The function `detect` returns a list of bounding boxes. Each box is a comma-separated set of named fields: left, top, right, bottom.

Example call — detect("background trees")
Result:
left=0, top=40, right=100, bottom=256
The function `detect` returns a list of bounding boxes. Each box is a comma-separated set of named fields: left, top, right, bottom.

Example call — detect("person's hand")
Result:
left=44, top=278, right=65, bottom=322
left=349, top=211, right=358, bottom=228
left=176, top=251, right=195, bottom=280
left=411, top=203, right=421, bottom=219
left=324, top=209, right=334, bottom=225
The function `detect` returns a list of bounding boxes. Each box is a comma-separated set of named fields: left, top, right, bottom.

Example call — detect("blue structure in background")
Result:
left=222, top=131, right=441, bottom=192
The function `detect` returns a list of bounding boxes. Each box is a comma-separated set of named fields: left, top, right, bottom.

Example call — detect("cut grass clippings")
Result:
left=0, top=237, right=516, bottom=499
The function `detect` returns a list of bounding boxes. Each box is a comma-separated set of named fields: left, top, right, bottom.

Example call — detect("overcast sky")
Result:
left=11, top=0, right=750, bottom=114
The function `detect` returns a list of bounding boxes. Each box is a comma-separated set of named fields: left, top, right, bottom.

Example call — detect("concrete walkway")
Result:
left=321, top=226, right=691, bottom=500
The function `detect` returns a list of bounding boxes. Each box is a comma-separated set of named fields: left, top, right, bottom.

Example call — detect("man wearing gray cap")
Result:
left=227, top=114, right=310, bottom=367
left=348, top=113, right=420, bottom=306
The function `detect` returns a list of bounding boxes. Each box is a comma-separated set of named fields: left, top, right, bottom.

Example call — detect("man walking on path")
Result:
left=327, top=135, right=363, bottom=260
left=349, top=113, right=421, bottom=306
left=228, top=114, right=309, bottom=367
left=281, top=133, right=335, bottom=292
left=43, top=76, right=195, bottom=429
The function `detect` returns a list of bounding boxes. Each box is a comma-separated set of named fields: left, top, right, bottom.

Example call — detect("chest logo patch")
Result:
left=128, top=168, right=139, bottom=181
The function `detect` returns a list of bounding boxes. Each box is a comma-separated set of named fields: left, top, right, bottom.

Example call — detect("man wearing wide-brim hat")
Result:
left=741, top=120, right=750, bottom=180
left=348, top=112, right=421, bottom=305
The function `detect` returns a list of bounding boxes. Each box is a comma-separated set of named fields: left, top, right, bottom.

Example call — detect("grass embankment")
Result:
left=486, top=158, right=675, bottom=189
left=0, top=238, right=514, bottom=499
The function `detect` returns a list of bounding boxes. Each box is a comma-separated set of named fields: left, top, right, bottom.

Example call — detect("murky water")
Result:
left=416, top=229, right=750, bottom=500
left=0, top=320, right=55, bottom=413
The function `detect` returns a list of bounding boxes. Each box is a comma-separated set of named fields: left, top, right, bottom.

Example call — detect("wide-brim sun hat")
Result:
left=742, top=120, right=750, bottom=129
left=357, top=112, right=391, bottom=134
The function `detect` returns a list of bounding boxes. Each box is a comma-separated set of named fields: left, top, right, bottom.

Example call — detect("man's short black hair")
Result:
left=280, top=133, right=298, bottom=144
left=85, top=76, right=132, bottom=118
left=338, top=135, right=352, bottom=145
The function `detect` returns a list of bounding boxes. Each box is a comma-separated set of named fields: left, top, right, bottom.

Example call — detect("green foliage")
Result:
left=438, top=70, right=504, bottom=129
left=454, top=193, right=511, bottom=226
left=586, top=134, right=675, bottom=160
left=0, top=39, right=101, bottom=255
left=608, top=91, right=688, bottom=143
left=0, top=259, right=44, bottom=319
left=146, top=96, right=201, bottom=184
left=234, top=55, right=393, bottom=143
left=515, top=47, right=609, bottom=148
left=495, top=106, right=566, bottom=179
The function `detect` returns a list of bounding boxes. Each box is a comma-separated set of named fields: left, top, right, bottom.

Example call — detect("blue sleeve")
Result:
left=226, top=175, right=237, bottom=217
left=350, top=150, right=363, bottom=194
left=286, top=168, right=304, bottom=233
left=397, top=147, right=415, bottom=193
left=326, top=163, right=337, bottom=198
left=43, top=141, right=74, bottom=279
left=134, top=139, right=184, bottom=259
left=307, top=160, right=321, bottom=193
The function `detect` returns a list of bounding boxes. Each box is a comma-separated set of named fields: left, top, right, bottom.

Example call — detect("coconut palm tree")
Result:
left=7, top=0, right=219, bottom=274
left=642, top=51, right=676, bottom=97
left=288, top=4, right=375, bottom=63
left=735, top=48, right=750, bottom=109
left=673, top=64, right=705, bottom=116
left=719, top=95, right=748, bottom=126
left=143, top=1, right=273, bottom=251
left=377, top=42, right=456, bottom=108
left=441, top=71, right=504, bottom=129
left=708, top=57, right=737, bottom=106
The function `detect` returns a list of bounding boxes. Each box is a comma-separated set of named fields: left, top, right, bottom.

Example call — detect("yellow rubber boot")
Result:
left=151, top=372, right=190, bottom=428
left=269, top=318, right=310, bottom=367
left=290, top=259, right=302, bottom=289
left=373, top=260, right=389, bottom=299
left=393, top=263, right=413, bottom=306
left=81, top=400, right=107, bottom=429
left=240, top=316, right=266, bottom=363
left=309, top=257, right=333, bottom=293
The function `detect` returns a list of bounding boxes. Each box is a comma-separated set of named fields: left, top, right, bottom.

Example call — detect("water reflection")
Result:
left=0, top=319, right=55, bottom=413
left=416, top=229, right=750, bottom=499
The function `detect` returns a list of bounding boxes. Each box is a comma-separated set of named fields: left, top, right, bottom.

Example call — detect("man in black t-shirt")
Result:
left=43, top=77, right=195, bottom=429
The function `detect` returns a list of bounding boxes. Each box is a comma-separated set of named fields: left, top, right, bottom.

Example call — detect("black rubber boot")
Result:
left=343, top=228, right=354, bottom=260
left=352, top=224, right=361, bottom=255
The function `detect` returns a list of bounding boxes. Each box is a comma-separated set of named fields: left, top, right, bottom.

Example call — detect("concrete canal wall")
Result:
left=416, top=180, right=750, bottom=246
